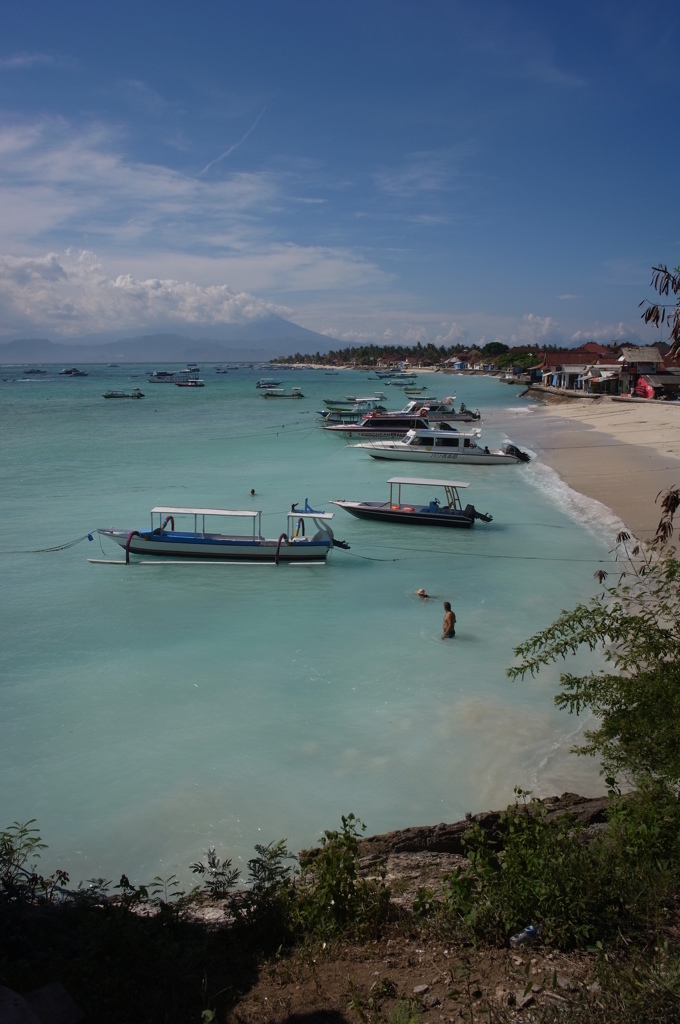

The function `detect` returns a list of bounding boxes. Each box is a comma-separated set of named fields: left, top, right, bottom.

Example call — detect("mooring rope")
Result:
left=0, top=534, right=94, bottom=555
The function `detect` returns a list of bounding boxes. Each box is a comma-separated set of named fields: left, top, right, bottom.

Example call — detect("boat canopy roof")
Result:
left=387, top=476, right=470, bottom=488
left=150, top=505, right=335, bottom=520
left=151, top=506, right=260, bottom=517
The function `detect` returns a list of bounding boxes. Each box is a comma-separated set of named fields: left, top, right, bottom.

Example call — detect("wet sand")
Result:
left=495, top=393, right=680, bottom=545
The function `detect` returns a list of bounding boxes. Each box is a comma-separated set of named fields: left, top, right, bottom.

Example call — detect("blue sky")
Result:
left=1, top=0, right=678, bottom=349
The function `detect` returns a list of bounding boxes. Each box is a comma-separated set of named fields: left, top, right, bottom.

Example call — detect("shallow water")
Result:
left=0, top=367, right=617, bottom=883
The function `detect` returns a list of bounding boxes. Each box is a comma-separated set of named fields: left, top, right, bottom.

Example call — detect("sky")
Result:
left=1, top=0, right=679, bottom=351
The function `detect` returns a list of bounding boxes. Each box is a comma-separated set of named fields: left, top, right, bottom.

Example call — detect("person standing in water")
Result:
left=442, top=601, right=456, bottom=639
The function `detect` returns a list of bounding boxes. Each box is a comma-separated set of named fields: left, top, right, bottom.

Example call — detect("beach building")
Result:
left=617, top=346, right=664, bottom=395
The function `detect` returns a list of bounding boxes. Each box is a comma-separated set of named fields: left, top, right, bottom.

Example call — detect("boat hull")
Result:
left=98, top=529, right=331, bottom=562
left=330, top=502, right=476, bottom=528
left=354, top=444, right=520, bottom=465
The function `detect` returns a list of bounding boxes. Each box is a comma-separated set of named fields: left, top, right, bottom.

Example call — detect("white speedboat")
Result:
left=330, top=476, right=493, bottom=529
left=351, top=428, right=531, bottom=465
left=94, top=505, right=349, bottom=565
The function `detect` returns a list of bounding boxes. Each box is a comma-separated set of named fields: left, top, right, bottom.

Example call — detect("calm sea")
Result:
left=0, top=366, right=618, bottom=884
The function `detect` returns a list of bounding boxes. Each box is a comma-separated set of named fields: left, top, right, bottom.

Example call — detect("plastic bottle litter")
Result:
left=509, top=924, right=540, bottom=948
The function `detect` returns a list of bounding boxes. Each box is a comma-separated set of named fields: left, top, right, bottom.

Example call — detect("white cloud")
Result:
left=434, top=322, right=469, bottom=346
left=508, top=313, right=563, bottom=346
left=0, top=250, right=286, bottom=336
left=374, top=147, right=474, bottom=199
left=569, top=321, right=640, bottom=344
left=0, top=52, right=69, bottom=71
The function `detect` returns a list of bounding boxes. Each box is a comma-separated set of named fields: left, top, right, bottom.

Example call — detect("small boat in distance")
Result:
left=59, top=367, right=88, bottom=376
left=94, top=505, right=349, bottom=564
left=351, top=427, right=531, bottom=465
left=256, top=378, right=282, bottom=388
left=103, top=388, right=145, bottom=399
left=330, top=476, right=493, bottom=529
left=175, top=378, right=205, bottom=387
left=148, top=369, right=200, bottom=383
left=262, top=387, right=304, bottom=398
left=24, top=368, right=47, bottom=374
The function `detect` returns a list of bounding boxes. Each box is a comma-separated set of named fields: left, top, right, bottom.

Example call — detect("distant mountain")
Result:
left=0, top=318, right=341, bottom=364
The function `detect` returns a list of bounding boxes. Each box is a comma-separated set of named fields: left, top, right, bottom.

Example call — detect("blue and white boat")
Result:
left=94, top=505, right=348, bottom=564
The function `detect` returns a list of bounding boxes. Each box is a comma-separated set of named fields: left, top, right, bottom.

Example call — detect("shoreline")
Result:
left=507, top=394, right=680, bottom=545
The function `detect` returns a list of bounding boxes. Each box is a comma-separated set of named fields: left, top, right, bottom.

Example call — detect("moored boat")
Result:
left=351, top=427, right=531, bottom=465
left=175, top=378, right=205, bottom=387
left=94, top=505, right=349, bottom=564
left=103, top=388, right=145, bottom=399
left=323, top=412, right=435, bottom=438
left=59, top=367, right=88, bottom=376
left=148, top=369, right=200, bottom=383
left=262, top=386, right=304, bottom=398
left=330, top=476, right=493, bottom=528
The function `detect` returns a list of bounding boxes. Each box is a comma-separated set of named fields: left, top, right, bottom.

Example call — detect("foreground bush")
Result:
left=438, top=783, right=680, bottom=949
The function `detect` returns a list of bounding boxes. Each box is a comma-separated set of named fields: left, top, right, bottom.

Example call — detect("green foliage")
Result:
left=390, top=999, right=424, bottom=1023
left=276, top=340, right=540, bottom=367
left=481, top=341, right=509, bottom=357
left=230, top=840, right=297, bottom=950
left=190, top=846, right=240, bottom=899
left=441, top=783, right=680, bottom=950
left=442, top=791, right=608, bottom=948
left=640, top=264, right=680, bottom=357
left=297, top=813, right=392, bottom=939
left=495, top=349, right=538, bottom=369
left=508, top=519, right=680, bottom=786
left=0, top=819, right=69, bottom=903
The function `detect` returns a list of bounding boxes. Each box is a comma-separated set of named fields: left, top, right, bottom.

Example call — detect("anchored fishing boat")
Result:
left=317, top=397, right=388, bottom=424
left=148, top=369, right=200, bottom=383
left=330, top=476, right=493, bottom=528
left=103, top=388, right=145, bottom=399
left=351, top=427, right=531, bottom=465
left=93, top=504, right=349, bottom=564
left=262, top=386, right=304, bottom=398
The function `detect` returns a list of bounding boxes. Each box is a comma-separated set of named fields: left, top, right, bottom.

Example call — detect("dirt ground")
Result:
left=230, top=929, right=598, bottom=1022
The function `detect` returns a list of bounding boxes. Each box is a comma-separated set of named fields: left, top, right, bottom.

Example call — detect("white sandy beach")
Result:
left=515, top=395, right=680, bottom=544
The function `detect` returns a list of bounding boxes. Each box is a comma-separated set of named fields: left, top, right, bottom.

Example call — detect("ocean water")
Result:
left=0, top=367, right=620, bottom=884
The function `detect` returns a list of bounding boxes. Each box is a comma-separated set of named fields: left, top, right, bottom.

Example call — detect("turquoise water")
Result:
left=0, top=367, right=617, bottom=884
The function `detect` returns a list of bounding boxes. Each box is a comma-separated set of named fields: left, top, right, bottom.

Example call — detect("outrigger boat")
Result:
left=93, top=505, right=349, bottom=564
left=317, top=397, right=388, bottom=424
left=330, top=477, right=493, bottom=529
left=351, top=427, right=531, bottom=465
